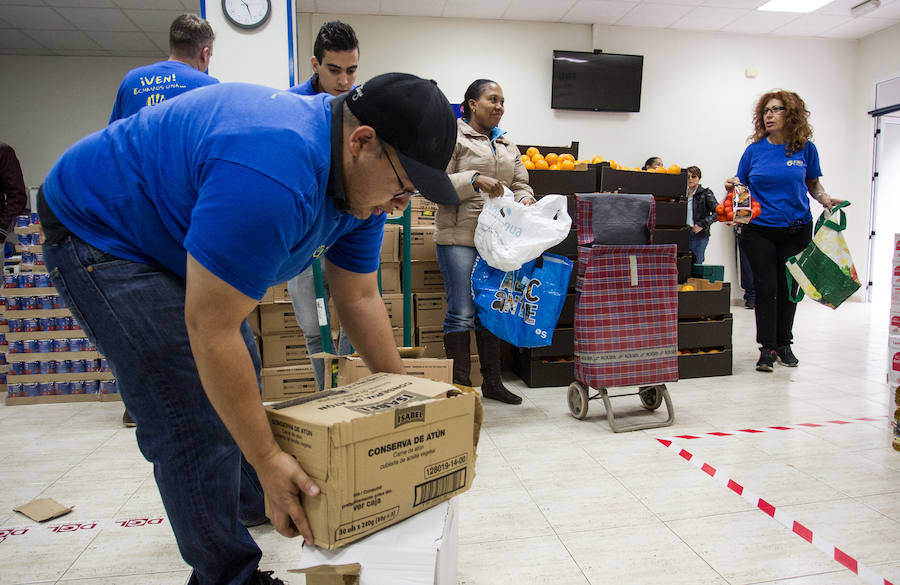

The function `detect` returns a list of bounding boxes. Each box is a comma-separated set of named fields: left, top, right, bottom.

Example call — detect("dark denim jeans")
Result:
left=436, top=244, right=482, bottom=334
left=688, top=232, right=709, bottom=264
left=43, top=234, right=266, bottom=585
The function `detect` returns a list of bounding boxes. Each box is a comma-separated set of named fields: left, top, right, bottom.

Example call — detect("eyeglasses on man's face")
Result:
left=763, top=106, right=786, bottom=115
left=380, top=140, right=420, bottom=201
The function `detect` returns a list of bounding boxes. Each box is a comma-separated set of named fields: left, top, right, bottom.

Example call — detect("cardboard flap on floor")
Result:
left=13, top=498, right=73, bottom=522
left=293, top=563, right=361, bottom=585
left=267, top=373, right=479, bottom=549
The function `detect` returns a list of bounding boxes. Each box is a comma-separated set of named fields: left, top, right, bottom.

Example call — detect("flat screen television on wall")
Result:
left=551, top=50, right=644, bottom=112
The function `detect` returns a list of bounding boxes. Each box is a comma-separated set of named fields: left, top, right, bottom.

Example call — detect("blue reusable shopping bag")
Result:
left=471, top=252, right=573, bottom=348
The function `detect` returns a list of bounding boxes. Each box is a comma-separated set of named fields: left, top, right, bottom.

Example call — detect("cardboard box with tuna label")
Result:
left=266, top=373, right=481, bottom=549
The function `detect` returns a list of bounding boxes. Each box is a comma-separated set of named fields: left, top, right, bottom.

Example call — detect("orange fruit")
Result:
left=525, top=147, right=539, bottom=157
left=579, top=159, right=591, bottom=165
left=530, top=153, right=544, bottom=163
left=559, top=159, right=575, bottom=171
left=545, top=153, right=559, bottom=165
left=559, top=153, right=575, bottom=162
left=520, top=154, right=529, bottom=163
left=548, top=163, right=560, bottom=170
left=608, top=160, right=618, bottom=170
left=668, top=164, right=681, bottom=174
left=523, top=159, right=535, bottom=170
left=591, top=155, right=605, bottom=164
left=534, top=159, right=549, bottom=170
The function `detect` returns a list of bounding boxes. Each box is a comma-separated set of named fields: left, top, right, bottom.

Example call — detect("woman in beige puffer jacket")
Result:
left=435, top=79, right=535, bottom=405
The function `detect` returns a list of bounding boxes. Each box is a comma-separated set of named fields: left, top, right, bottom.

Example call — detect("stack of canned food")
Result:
left=7, top=379, right=117, bottom=397
left=5, top=315, right=81, bottom=333
left=2, top=272, right=54, bottom=289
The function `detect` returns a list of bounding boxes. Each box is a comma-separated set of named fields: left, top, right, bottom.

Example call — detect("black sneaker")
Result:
left=246, top=571, right=285, bottom=585
left=745, top=298, right=755, bottom=310
left=776, top=345, right=799, bottom=367
left=122, top=410, right=136, bottom=428
left=756, top=348, right=776, bottom=372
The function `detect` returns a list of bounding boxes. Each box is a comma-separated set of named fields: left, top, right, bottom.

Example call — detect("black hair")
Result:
left=462, top=79, right=497, bottom=120
left=642, top=156, right=662, bottom=171
left=313, top=21, right=359, bottom=63
left=686, top=165, right=701, bottom=179
left=169, top=14, right=214, bottom=60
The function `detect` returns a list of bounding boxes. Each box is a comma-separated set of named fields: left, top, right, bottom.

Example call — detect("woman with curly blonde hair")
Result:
left=725, top=90, right=842, bottom=372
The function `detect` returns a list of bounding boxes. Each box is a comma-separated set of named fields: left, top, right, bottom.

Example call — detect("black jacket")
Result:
left=0, top=142, right=28, bottom=236
left=689, top=185, right=718, bottom=238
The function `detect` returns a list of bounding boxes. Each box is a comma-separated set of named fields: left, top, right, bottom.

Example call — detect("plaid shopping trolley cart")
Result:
left=567, top=193, right=679, bottom=432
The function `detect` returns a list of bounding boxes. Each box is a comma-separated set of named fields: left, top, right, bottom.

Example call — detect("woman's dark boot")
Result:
left=474, top=329, right=522, bottom=405
left=443, top=331, right=472, bottom=387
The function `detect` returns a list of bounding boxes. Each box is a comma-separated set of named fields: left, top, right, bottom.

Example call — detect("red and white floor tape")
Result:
left=656, top=438, right=895, bottom=585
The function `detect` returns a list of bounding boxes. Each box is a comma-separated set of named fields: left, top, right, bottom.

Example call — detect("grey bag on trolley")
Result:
left=575, top=192, right=656, bottom=245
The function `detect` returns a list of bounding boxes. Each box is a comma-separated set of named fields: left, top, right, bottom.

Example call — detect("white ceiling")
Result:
left=0, top=0, right=897, bottom=57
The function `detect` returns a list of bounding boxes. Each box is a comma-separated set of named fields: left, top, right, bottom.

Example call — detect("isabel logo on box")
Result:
left=395, top=405, right=425, bottom=427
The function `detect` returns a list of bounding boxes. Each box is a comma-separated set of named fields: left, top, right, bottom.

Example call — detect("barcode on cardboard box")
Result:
left=413, top=468, right=467, bottom=506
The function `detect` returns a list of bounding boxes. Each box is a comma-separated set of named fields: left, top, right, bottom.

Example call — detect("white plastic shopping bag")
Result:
left=474, top=187, right=571, bottom=271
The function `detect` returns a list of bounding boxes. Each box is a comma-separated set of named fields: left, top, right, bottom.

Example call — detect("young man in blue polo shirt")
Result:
left=39, top=73, right=459, bottom=585
left=109, top=13, right=218, bottom=123
left=287, top=20, right=360, bottom=389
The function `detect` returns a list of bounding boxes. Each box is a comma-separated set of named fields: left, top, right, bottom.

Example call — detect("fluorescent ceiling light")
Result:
left=850, top=0, right=880, bottom=16
left=757, top=0, right=832, bottom=12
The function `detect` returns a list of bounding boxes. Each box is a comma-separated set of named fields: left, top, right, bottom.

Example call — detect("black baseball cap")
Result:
left=345, top=73, right=459, bottom=206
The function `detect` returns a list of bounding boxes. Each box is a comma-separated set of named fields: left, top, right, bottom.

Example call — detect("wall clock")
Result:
left=222, top=0, right=271, bottom=30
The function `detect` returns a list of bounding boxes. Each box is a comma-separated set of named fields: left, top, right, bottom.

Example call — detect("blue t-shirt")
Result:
left=736, top=139, right=822, bottom=227
left=44, top=83, right=385, bottom=300
left=109, top=60, right=219, bottom=123
left=288, top=75, right=317, bottom=96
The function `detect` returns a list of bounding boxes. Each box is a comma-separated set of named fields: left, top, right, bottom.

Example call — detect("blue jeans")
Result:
left=287, top=266, right=351, bottom=390
left=436, top=244, right=482, bottom=334
left=688, top=231, right=709, bottom=264
left=43, top=235, right=265, bottom=585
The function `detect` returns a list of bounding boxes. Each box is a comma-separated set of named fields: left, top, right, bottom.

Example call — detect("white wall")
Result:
left=0, top=55, right=153, bottom=190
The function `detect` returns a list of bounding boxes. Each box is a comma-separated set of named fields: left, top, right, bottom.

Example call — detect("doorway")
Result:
left=867, top=77, right=900, bottom=302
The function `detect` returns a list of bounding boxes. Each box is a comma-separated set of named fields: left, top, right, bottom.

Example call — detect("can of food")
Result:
left=8, top=383, right=24, bottom=398
left=69, top=338, right=86, bottom=352
left=30, top=233, right=42, bottom=246
left=53, top=296, right=64, bottom=309
left=20, top=252, right=34, bottom=266
left=23, top=318, right=39, bottom=332
left=8, top=319, right=23, bottom=333
left=37, top=382, right=53, bottom=396
left=85, top=359, right=99, bottom=372
left=22, top=382, right=39, bottom=397
left=70, top=359, right=86, bottom=373
left=5, top=296, right=22, bottom=311
left=39, top=360, right=56, bottom=374
left=38, top=296, right=54, bottom=310
left=9, top=361, right=24, bottom=375
left=39, top=317, right=56, bottom=331
left=35, top=273, right=51, bottom=288
left=58, top=360, right=72, bottom=374
left=37, top=339, right=53, bottom=353
left=22, top=340, right=38, bottom=353
left=3, top=273, right=18, bottom=287
left=56, top=381, right=73, bottom=395
left=99, top=358, right=110, bottom=371
left=53, top=338, right=70, bottom=352
left=58, top=316, right=74, bottom=330
left=15, top=215, right=29, bottom=228
left=24, top=360, right=41, bottom=375
left=99, top=380, right=118, bottom=394
left=30, top=212, right=40, bottom=225
left=19, top=274, right=34, bottom=289
left=22, top=296, right=38, bottom=310
left=81, top=380, right=97, bottom=394
left=8, top=340, right=24, bottom=354
left=83, top=338, right=96, bottom=351
left=33, top=252, right=44, bottom=266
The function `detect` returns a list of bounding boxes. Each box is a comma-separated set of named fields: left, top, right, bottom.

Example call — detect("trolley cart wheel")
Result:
left=567, top=382, right=590, bottom=420
left=638, top=385, right=665, bottom=411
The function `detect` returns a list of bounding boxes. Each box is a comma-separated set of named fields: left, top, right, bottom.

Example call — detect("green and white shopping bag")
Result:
left=786, top=201, right=860, bottom=309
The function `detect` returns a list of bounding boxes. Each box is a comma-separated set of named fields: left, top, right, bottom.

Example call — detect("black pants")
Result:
left=739, top=221, right=812, bottom=349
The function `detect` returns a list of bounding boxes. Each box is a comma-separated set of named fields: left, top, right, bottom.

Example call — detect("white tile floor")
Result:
left=0, top=298, right=897, bottom=585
